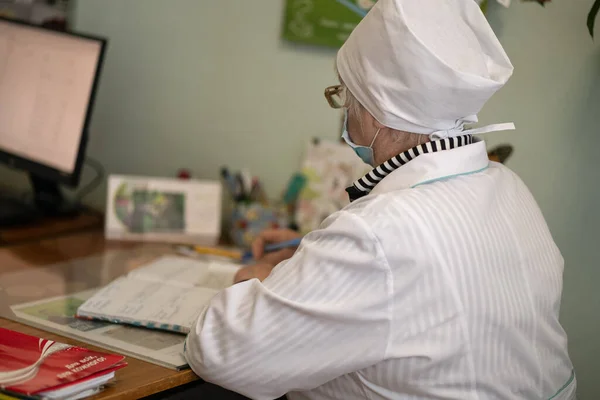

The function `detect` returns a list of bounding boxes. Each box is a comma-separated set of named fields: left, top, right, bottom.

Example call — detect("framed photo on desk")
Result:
left=105, top=175, right=222, bottom=246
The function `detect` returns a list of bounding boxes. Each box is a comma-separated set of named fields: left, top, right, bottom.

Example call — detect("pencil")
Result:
left=191, top=246, right=243, bottom=260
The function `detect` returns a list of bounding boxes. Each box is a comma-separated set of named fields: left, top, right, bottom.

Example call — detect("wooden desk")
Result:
left=0, top=209, right=104, bottom=247
left=0, top=232, right=199, bottom=399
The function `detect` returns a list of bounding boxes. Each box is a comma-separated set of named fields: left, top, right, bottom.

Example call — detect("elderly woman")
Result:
left=184, top=0, right=576, bottom=399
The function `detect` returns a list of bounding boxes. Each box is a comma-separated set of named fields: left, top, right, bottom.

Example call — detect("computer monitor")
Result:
left=0, top=17, right=106, bottom=220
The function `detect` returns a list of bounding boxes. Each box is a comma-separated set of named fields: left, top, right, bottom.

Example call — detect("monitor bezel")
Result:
left=0, top=16, right=107, bottom=188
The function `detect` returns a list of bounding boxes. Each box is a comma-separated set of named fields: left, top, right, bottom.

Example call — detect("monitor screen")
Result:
left=0, top=19, right=103, bottom=176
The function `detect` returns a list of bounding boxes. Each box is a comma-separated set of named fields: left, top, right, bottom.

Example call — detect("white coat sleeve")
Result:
left=184, top=210, right=392, bottom=400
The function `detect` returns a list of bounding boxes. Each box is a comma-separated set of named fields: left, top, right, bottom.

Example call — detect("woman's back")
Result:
left=297, top=161, right=575, bottom=400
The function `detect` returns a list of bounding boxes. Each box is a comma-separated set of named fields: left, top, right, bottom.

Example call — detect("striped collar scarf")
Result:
left=346, top=134, right=474, bottom=202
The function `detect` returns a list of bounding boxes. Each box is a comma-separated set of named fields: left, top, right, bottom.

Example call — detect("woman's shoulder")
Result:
left=340, top=188, right=427, bottom=222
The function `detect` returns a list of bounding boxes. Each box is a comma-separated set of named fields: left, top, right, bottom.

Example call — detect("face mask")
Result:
left=341, top=109, right=381, bottom=166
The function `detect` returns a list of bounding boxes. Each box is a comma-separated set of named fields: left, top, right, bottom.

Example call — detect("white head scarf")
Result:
left=336, top=0, right=515, bottom=139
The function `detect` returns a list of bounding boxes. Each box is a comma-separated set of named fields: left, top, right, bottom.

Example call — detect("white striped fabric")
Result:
left=185, top=140, right=575, bottom=400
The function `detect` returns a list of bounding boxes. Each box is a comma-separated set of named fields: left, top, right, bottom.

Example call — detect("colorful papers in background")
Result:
left=294, top=139, right=370, bottom=234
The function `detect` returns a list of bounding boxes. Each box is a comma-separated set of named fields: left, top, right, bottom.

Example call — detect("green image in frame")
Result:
left=282, top=0, right=375, bottom=48
left=282, top=0, right=489, bottom=49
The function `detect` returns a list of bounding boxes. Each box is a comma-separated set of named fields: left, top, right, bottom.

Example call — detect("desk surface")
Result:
left=0, top=209, right=104, bottom=247
left=0, top=232, right=198, bottom=399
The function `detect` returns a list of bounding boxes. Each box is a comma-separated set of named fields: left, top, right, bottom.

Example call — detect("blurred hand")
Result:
left=234, top=229, right=301, bottom=284
left=251, top=228, right=302, bottom=259
left=234, top=263, right=274, bottom=284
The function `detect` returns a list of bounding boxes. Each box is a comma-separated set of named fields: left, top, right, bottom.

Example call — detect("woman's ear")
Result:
left=361, top=108, right=385, bottom=131
left=372, top=116, right=386, bottom=130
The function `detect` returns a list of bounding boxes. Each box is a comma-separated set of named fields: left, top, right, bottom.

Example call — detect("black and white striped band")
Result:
left=346, top=135, right=474, bottom=202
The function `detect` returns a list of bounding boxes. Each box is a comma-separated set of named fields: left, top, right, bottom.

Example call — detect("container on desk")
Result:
left=229, top=202, right=289, bottom=249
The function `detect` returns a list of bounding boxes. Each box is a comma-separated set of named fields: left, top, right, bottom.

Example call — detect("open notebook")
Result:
left=76, top=256, right=240, bottom=334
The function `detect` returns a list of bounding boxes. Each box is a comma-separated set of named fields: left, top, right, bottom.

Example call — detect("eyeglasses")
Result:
left=324, top=85, right=346, bottom=109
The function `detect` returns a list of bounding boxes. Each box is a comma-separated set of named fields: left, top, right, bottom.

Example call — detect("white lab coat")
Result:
left=185, top=140, right=576, bottom=400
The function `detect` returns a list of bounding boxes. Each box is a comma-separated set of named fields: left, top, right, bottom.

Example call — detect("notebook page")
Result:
left=77, top=277, right=218, bottom=333
left=127, top=256, right=240, bottom=290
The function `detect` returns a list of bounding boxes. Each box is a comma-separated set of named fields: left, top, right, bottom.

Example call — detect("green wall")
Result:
left=0, top=0, right=597, bottom=397
left=73, top=0, right=342, bottom=207
left=481, top=2, right=599, bottom=397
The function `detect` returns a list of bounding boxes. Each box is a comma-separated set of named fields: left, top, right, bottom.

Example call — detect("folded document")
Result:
left=76, top=256, right=240, bottom=334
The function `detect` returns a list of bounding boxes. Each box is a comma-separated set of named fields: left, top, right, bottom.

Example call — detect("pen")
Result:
left=264, top=237, right=302, bottom=253
left=240, top=169, right=253, bottom=198
left=235, top=173, right=246, bottom=202
left=220, top=167, right=238, bottom=199
left=175, top=245, right=243, bottom=261
left=193, top=246, right=243, bottom=260
left=241, top=237, right=302, bottom=262
left=249, top=178, right=259, bottom=202
left=283, top=173, right=307, bottom=205
left=176, top=238, right=302, bottom=263
left=249, top=179, right=269, bottom=205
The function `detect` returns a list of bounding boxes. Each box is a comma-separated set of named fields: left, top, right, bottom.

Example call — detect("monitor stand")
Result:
left=0, top=175, right=81, bottom=227
left=30, top=175, right=81, bottom=217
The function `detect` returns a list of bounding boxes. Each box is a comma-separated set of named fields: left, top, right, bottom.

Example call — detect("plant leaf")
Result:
left=588, top=0, right=600, bottom=38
